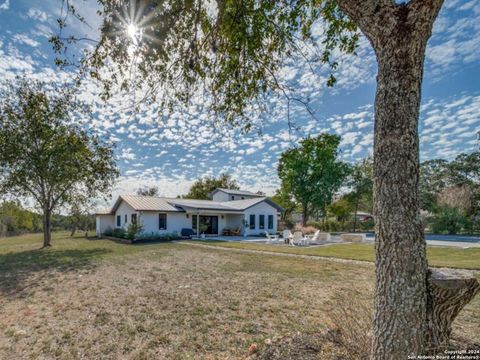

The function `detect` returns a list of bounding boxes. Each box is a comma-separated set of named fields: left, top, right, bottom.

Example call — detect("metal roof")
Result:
left=112, top=195, right=184, bottom=212
left=99, top=193, right=284, bottom=214
left=210, top=188, right=263, bottom=197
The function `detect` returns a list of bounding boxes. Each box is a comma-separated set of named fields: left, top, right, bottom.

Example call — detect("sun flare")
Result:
left=127, top=23, right=139, bottom=43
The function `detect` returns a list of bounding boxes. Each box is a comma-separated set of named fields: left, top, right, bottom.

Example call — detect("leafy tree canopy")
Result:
left=278, top=133, right=350, bottom=224
left=183, top=173, right=239, bottom=199
left=0, top=79, right=119, bottom=246
left=137, top=186, right=160, bottom=196
left=52, top=0, right=359, bottom=127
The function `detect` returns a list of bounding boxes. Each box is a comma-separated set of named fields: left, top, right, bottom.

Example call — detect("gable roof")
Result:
left=209, top=188, right=263, bottom=197
left=100, top=194, right=284, bottom=214
left=112, top=195, right=184, bottom=213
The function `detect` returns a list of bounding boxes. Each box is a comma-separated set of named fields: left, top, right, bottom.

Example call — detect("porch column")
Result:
left=196, top=212, right=199, bottom=236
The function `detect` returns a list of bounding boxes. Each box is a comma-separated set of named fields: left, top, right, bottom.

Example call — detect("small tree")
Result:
left=348, top=157, right=373, bottom=232
left=136, top=186, right=159, bottom=197
left=0, top=80, right=119, bottom=247
left=183, top=173, right=239, bottom=200
left=278, top=134, right=350, bottom=225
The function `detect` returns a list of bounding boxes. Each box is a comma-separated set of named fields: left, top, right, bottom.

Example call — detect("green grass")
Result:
left=0, top=231, right=179, bottom=274
left=186, top=240, right=480, bottom=270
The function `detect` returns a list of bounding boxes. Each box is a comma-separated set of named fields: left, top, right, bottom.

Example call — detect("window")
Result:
left=159, top=213, right=167, bottom=230
left=192, top=215, right=197, bottom=232
left=259, top=215, right=265, bottom=230
left=116, top=215, right=121, bottom=227
left=249, top=214, right=255, bottom=229
left=125, top=214, right=127, bottom=224
left=231, top=195, right=235, bottom=200
left=241, top=197, right=245, bottom=199
left=268, top=215, right=274, bottom=229
left=131, top=214, right=137, bottom=224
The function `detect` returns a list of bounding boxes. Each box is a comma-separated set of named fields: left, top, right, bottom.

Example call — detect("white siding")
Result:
left=114, top=201, right=138, bottom=229
left=96, top=215, right=115, bottom=236
left=243, top=202, right=278, bottom=236
left=139, top=212, right=190, bottom=235
left=211, top=190, right=256, bottom=202
left=211, top=191, right=230, bottom=202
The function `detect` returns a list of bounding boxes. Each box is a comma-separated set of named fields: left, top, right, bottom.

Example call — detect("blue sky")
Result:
left=1, top=0, right=479, bottom=200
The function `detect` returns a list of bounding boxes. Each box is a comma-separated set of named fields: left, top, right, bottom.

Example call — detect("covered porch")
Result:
left=188, top=212, right=245, bottom=237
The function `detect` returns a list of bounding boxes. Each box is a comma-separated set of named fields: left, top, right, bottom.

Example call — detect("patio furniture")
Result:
left=291, top=231, right=307, bottom=246
left=222, top=228, right=231, bottom=236
left=231, top=227, right=241, bottom=236
left=340, top=233, right=366, bottom=242
left=283, top=230, right=292, bottom=244
left=266, top=234, right=279, bottom=243
left=307, top=230, right=331, bottom=242
left=181, top=228, right=195, bottom=239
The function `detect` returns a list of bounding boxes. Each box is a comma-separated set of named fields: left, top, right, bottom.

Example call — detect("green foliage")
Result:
left=278, top=134, right=350, bottom=224
left=271, top=187, right=298, bottom=228
left=0, top=201, right=42, bottom=236
left=183, top=173, right=239, bottom=199
left=0, top=79, right=119, bottom=245
left=429, top=206, right=468, bottom=235
left=135, top=231, right=180, bottom=242
left=328, top=198, right=353, bottom=222
left=126, top=221, right=144, bottom=241
left=136, top=186, right=159, bottom=197
left=52, top=1, right=359, bottom=126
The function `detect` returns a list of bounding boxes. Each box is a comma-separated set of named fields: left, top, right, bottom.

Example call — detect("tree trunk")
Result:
left=335, top=1, right=477, bottom=358
left=302, top=204, right=309, bottom=226
left=70, top=226, right=76, bottom=237
left=425, top=269, right=480, bottom=353
left=43, top=209, right=52, bottom=247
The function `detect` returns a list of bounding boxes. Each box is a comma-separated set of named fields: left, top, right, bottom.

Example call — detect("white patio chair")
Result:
left=266, top=233, right=278, bottom=243
left=283, top=229, right=292, bottom=244
left=291, top=231, right=305, bottom=246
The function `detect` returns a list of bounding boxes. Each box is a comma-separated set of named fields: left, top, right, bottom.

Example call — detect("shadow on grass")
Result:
left=0, top=247, right=111, bottom=298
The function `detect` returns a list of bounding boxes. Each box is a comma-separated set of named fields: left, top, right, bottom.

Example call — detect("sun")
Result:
left=127, top=23, right=139, bottom=43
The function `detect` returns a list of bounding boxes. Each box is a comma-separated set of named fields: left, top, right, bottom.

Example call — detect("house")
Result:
left=95, top=188, right=283, bottom=237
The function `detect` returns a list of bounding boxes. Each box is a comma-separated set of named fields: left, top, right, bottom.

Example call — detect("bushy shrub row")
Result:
left=103, top=227, right=180, bottom=241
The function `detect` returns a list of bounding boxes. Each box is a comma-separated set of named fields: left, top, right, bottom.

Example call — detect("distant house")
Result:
left=95, top=188, right=283, bottom=237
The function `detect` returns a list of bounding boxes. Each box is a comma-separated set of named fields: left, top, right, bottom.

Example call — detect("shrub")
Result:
left=112, top=228, right=126, bottom=238
left=126, top=222, right=144, bottom=240
left=135, top=232, right=181, bottom=242
left=293, top=225, right=317, bottom=234
left=430, top=206, right=466, bottom=235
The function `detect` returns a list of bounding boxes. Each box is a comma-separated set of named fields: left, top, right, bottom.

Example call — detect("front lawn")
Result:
left=186, top=240, right=480, bottom=270
left=0, top=232, right=478, bottom=359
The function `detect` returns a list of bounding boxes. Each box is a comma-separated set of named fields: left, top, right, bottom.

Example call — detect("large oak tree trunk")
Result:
left=371, top=24, right=428, bottom=358
left=335, top=1, right=472, bottom=358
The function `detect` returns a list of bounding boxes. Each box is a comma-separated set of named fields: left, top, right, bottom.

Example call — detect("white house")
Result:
left=95, top=188, right=283, bottom=237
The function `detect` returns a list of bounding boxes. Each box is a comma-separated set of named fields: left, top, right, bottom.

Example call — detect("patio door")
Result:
left=199, top=216, right=218, bottom=235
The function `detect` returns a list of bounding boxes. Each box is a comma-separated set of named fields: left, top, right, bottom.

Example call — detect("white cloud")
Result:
left=0, top=0, right=9, bottom=11
left=27, top=8, right=48, bottom=22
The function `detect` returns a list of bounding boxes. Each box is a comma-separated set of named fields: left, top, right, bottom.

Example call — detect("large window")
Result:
left=249, top=214, right=255, bottom=229
left=131, top=214, right=137, bottom=224
left=124, top=214, right=127, bottom=224
left=259, top=215, right=265, bottom=229
left=116, top=215, right=121, bottom=227
left=159, top=213, right=167, bottom=230
left=268, top=215, right=274, bottom=229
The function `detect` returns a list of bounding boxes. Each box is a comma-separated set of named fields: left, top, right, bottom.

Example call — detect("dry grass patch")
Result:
left=0, top=234, right=478, bottom=359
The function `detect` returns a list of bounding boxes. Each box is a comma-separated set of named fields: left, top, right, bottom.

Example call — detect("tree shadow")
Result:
left=0, top=247, right=111, bottom=298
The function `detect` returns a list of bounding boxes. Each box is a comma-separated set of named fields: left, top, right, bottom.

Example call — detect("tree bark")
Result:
left=43, top=209, right=52, bottom=247
left=302, top=204, right=309, bottom=226
left=426, top=269, right=480, bottom=353
left=336, top=1, right=447, bottom=358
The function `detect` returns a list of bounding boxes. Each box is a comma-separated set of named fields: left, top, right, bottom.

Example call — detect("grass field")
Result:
left=187, top=240, right=480, bottom=270
left=0, top=232, right=478, bottom=359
